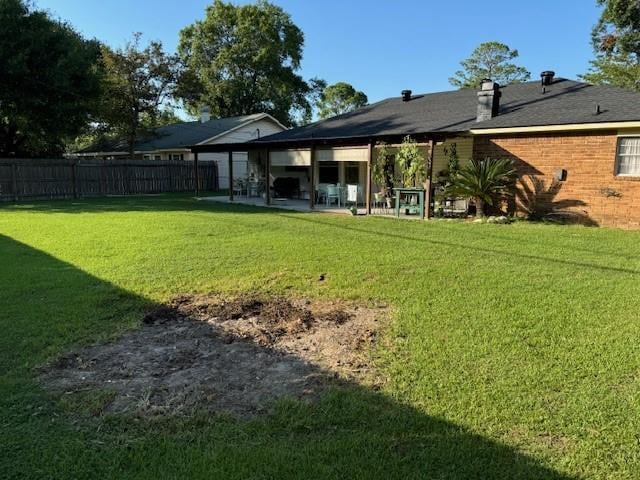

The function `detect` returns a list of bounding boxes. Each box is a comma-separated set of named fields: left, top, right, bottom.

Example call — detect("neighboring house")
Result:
left=192, top=71, right=640, bottom=228
left=72, top=112, right=286, bottom=189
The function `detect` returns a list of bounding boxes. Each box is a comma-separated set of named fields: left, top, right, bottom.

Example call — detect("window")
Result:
left=345, top=162, right=360, bottom=184
left=616, top=137, right=640, bottom=175
left=153, top=155, right=161, bottom=161
left=143, top=154, right=151, bottom=160
left=318, top=161, right=339, bottom=184
left=169, top=153, right=184, bottom=161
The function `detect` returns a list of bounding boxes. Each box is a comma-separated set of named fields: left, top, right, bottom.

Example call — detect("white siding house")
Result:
left=72, top=113, right=287, bottom=190
left=197, top=117, right=286, bottom=189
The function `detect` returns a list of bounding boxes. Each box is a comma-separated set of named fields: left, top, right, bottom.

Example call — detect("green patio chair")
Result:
left=326, top=184, right=340, bottom=207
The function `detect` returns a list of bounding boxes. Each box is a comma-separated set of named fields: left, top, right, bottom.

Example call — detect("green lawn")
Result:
left=1, top=194, right=639, bottom=479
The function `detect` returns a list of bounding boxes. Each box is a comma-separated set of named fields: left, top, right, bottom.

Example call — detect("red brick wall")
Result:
left=473, top=131, right=640, bottom=228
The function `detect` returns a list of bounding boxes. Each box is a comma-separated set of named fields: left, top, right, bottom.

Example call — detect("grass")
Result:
left=1, top=194, right=639, bottom=479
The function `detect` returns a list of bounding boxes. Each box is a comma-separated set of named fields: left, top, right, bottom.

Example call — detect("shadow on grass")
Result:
left=0, top=193, right=324, bottom=218
left=280, top=213, right=640, bottom=276
left=3, top=194, right=639, bottom=274
left=0, top=193, right=230, bottom=213
left=0, top=234, right=576, bottom=479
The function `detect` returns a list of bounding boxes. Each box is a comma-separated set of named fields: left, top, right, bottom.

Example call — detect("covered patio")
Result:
left=200, top=195, right=369, bottom=215
left=190, top=133, right=451, bottom=219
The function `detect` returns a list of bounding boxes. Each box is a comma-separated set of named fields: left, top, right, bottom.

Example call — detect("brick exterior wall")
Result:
left=473, top=131, right=640, bottom=228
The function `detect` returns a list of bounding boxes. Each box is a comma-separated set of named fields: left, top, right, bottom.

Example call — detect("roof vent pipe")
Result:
left=401, top=90, right=412, bottom=102
left=200, top=106, right=211, bottom=123
left=540, top=71, right=555, bottom=86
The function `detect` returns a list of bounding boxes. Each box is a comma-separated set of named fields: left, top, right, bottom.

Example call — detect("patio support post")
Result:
left=425, top=139, right=435, bottom=219
left=309, top=144, right=316, bottom=210
left=193, top=151, right=199, bottom=197
left=265, top=149, right=271, bottom=205
left=228, top=151, right=234, bottom=201
left=366, top=140, right=373, bottom=214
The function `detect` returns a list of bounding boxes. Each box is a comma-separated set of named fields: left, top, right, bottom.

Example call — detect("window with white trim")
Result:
left=616, top=137, right=640, bottom=175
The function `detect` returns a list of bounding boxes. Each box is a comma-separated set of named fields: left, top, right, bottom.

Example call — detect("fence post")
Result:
left=11, top=162, right=18, bottom=202
left=194, top=152, right=200, bottom=196
left=71, top=161, right=78, bottom=199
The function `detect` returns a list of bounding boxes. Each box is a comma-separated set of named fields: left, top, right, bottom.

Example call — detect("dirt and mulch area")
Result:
left=39, top=294, right=386, bottom=417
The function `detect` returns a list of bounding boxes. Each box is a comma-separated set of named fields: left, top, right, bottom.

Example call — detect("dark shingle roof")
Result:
left=252, top=79, right=640, bottom=144
left=78, top=113, right=268, bottom=153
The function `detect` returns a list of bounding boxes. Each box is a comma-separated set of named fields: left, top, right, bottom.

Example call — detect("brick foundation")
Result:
left=473, top=131, right=640, bottom=229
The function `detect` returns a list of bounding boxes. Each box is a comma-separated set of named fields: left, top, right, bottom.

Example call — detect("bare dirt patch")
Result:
left=39, top=294, right=385, bottom=416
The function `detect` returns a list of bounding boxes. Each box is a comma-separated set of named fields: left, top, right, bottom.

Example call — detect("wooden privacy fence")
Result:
left=0, top=158, right=218, bottom=201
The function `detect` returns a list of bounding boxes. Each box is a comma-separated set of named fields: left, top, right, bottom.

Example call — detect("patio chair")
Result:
left=247, top=180, right=260, bottom=197
left=232, top=178, right=245, bottom=198
left=316, top=183, right=330, bottom=204
left=443, top=197, right=469, bottom=217
left=326, top=184, right=341, bottom=207
left=373, top=192, right=386, bottom=214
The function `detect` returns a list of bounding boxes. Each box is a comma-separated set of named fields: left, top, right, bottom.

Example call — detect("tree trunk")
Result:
left=475, top=197, right=485, bottom=218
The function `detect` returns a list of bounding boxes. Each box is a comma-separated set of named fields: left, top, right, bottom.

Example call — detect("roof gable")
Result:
left=77, top=113, right=283, bottom=154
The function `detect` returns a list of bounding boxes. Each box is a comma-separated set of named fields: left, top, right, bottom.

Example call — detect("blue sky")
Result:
left=37, top=0, right=602, bottom=103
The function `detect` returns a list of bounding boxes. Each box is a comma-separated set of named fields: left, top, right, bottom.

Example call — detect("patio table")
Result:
left=393, top=188, right=425, bottom=219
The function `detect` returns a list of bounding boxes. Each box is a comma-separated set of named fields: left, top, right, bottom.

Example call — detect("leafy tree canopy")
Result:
left=449, top=41, right=531, bottom=89
left=177, top=0, right=317, bottom=126
left=0, top=0, right=102, bottom=157
left=317, top=82, right=368, bottom=119
left=591, top=0, right=640, bottom=55
left=96, top=34, right=180, bottom=157
left=582, top=0, right=640, bottom=90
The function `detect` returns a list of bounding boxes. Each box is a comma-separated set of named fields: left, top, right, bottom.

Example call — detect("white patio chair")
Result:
left=373, top=192, right=386, bottom=214
left=232, top=178, right=245, bottom=198
left=247, top=180, right=259, bottom=197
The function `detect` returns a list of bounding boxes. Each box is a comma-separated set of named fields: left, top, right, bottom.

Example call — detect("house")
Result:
left=192, top=71, right=640, bottom=228
left=72, top=112, right=286, bottom=189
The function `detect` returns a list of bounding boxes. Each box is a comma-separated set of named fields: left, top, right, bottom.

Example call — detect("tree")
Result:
left=140, top=108, right=183, bottom=129
left=445, top=157, right=517, bottom=218
left=581, top=53, right=640, bottom=89
left=449, top=41, right=531, bottom=89
left=317, top=82, right=368, bottom=119
left=177, top=0, right=316, bottom=126
left=0, top=0, right=102, bottom=157
left=98, top=34, right=180, bottom=157
left=581, top=0, right=640, bottom=90
left=591, top=0, right=640, bottom=55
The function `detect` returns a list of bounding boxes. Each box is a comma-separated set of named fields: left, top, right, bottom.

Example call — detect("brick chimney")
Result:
left=476, top=79, right=501, bottom=122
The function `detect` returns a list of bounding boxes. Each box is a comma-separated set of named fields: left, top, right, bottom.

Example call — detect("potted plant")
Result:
left=396, top=135, right=426, bottom=188
left=372, top=142, right=395, bottom=209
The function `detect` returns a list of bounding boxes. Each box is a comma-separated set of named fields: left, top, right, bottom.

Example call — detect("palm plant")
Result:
left=446, top=157, right=517, bottom=218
